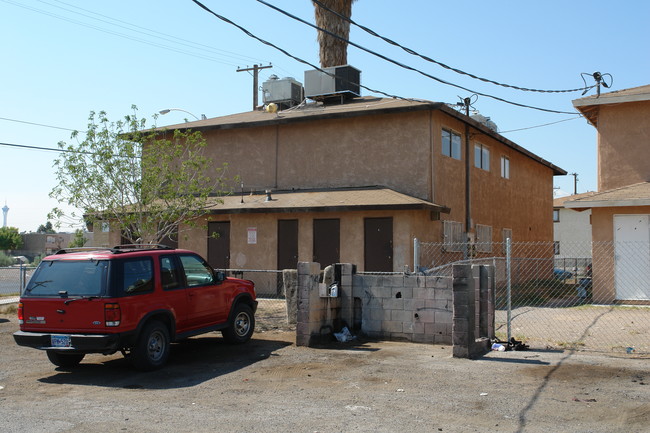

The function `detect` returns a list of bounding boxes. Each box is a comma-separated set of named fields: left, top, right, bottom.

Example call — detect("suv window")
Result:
left=160, top=255, right=182, bottom=290
left=179, top=254, right=214, bottom=287
left=25, top=260, right=108, bottom=297
left=118, top=258, right=154, bottom=295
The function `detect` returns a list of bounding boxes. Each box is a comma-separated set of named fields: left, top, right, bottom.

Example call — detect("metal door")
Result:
left=364, top=217, right=393, bottom=272
left=313, top=219, right=340, bottom=268
left=614, top=215, right=650, bottom=300
left=278, top=220, right=299, bottom=270
left=207, top=222, right=230, bottom=270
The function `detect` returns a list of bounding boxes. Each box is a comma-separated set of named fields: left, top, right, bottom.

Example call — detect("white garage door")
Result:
left=614, top=215, right=650, bottom=300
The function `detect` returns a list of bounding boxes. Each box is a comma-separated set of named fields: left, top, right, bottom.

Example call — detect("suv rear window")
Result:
left=114, top=257, right=154, bottom=295
left=24, top=260, right=109, bottom=297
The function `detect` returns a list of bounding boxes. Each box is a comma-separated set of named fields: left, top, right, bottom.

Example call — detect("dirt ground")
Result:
left=0, top=302, right=648, bottom=433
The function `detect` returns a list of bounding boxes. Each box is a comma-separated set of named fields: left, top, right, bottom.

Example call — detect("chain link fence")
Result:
left=0, top=266, right=35, bottom=296
left=416, top=239, right=650, bottom=354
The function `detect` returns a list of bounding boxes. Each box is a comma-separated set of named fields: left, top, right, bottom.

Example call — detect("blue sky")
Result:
left=1, top=0, right=648, bottom=233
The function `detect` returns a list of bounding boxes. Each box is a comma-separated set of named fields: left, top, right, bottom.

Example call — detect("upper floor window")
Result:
left=501, top=156, right=510, bottom=179
left=442, top=128, right=461, bottom=160
left=474, top=143, right=490, bottom=171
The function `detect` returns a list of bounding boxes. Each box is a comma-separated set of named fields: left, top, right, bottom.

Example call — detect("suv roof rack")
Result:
left=54, top=247, right=114, bottom=255
left=111, top=244, right=175, bottom=253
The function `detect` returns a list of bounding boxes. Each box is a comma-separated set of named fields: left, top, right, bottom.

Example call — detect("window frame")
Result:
left=443, top=220, right=464, bottom=252
left=553, top=209, right=560, bottom=222
left=475, top=224, right=492, bottom=253
left=474, top=143, right=490, bottom=171
left=500, top=156, right=510, bottom=179
left=441, top=128, right=462, bottom=160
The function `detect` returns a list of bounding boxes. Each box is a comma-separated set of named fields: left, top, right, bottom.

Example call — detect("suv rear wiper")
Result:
left=63, top=296, right=100, bottom=305
left=24, top=280, right=52, bottom=293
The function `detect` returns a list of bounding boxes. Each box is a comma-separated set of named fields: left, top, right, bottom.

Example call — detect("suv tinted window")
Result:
left=179, top=254, right=214, bottom=287
left=25, top=260, right=108, bottom=297
left=160, top=255, right=182, bottom=290
left=117, top=258, right=154, bottom=295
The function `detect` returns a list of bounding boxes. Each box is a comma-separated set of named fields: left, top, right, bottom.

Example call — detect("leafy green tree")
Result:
left=0, top=251, right=15, bottom=267
left=0, top=227, right=23, bottom=252
left=68, top=229, right=88, bottom=248
left=50, top=106, right=229, bottom=244
left=36, top=221, right=56, bottom=234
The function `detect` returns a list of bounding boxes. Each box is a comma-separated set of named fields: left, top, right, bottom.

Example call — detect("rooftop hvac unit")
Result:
left=304, top=65, right=361, bottom=102
left=262, top=75, right=304, bottom=109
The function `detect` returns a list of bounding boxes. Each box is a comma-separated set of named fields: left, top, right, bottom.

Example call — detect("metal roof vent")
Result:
left=304, top=65, right=361, bottom=103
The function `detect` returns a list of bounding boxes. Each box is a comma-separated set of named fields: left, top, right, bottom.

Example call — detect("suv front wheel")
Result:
left=131, top=320, right=170, bottom=371
left=222, top=303, right=255, bottom=344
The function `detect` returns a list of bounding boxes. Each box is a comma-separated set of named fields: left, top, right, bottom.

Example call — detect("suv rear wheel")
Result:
left=222, top=303, right=255, bottom=344
left=46, top=351, right=85, bottom=368
left=131, top=320, right=170, bottom=371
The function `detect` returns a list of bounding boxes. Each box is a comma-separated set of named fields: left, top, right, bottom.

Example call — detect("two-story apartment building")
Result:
left=107, top=96, right=565, bottom=277
left=568, top=84, right=650, bottom=302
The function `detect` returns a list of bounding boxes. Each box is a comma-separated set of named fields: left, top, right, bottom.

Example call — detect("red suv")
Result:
left=13, top=245, right=257, bottom=370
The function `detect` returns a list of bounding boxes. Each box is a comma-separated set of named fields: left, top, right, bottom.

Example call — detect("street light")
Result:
left=158, top=108, right=206, bottom=122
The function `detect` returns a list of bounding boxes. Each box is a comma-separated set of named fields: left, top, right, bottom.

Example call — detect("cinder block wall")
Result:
left=294, top=262, right=494, bottom=359
left=350, top=274, right=453, bottom=344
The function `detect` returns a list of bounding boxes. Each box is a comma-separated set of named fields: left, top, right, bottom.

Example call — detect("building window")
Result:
left=443, top=220, right=464, bottom=252
left=101, top=222, right=110, bottom=233
left=442, top=128, right=461, bottom=160
left=553, top=209, right=560, bottom=222
left=474, top=144, right=490, bottom=171
left=476, top=224, right=492, bottom=253
left=501, top=156, right=510, bottom=179
left=502, top=228, right=512, bottom=253
left=554, top=241, right=560, bottom=255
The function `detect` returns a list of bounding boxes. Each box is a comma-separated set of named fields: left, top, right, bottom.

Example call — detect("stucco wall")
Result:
left=554, top=207, right=592, bottom=258
left=597, top=100, right=650, bottom=191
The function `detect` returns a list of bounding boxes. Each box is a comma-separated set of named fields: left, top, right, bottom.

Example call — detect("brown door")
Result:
left=313, top=219, right=340, bottom=268
left=207, top=222, right=230, bottom=270
left=277, top=220, right=299, bottom=270
left=364, top=217, right=393, bottom=272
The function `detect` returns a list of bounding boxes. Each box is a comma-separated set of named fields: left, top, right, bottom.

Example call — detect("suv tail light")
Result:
left=104, top=303, right=121, bottom=327
left=17, top=302, right=24, bottom=325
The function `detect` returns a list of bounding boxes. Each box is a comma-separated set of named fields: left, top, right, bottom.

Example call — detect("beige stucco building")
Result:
left=108, top=97, right=565, bottom=277
left=568, top=85, right=650, bottom=302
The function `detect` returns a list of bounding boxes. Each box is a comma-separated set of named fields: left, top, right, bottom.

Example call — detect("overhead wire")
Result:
left=311, top=0, right=594, bottom=95
left=252, top=0, right=579, bottom=115
left=188, top=0, right=409, bottom=101
left=0, top=116, right=79, bottom=133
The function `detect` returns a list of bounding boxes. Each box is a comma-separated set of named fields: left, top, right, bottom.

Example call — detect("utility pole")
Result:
left=570, top=172, right=578, bottom=195
left=237, top=64, right=272, bottom=110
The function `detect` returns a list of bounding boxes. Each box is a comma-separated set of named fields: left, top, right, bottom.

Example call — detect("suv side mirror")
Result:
left=214, top=270, right=226, bottom=283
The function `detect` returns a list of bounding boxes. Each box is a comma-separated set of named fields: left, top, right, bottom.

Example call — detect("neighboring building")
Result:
left=15, top=233, right=72, bottom=262
left=553, top=192, right=595, bottom=260
left=568, top=85, right=650, bottom=302
left=107, top=96, right=565, bottom=274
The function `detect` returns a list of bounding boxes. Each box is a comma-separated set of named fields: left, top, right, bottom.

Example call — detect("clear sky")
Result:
left=1, top=0, right=648, bottom=233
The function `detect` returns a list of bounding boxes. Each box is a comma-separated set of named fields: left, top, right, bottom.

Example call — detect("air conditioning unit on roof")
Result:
left=304, top=65, right=361, bottom=102
left=262, top=75, right=304, bottom=109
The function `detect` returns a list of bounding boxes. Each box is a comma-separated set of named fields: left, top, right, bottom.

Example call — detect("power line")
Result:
left=498, top=116, right=583, bottom=134
left=253, top=0, right=578, bottom=115
left=2, top=0, right=258, bottom=67
left=0, top=116, right=79, bottom=132
left=311, top=0, right=594, bottom=95
left=188, top=0, right=410, bottom=101
left=0, top=141, right=89, bottom=154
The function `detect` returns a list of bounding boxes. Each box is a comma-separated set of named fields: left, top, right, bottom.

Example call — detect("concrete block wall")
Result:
left=349, top=273, right=453, bottom=344
left=295, top=262, right=494, bottom=356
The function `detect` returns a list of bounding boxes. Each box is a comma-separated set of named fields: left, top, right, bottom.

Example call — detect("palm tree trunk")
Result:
left=313, top=0, right=356, bottom=68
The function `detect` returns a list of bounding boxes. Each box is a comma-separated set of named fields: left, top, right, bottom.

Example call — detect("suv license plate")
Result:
left=51, top=335, right=71, bottom=348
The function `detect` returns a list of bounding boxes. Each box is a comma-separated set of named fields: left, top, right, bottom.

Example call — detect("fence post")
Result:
left=413, top=238, right=419, bottom=274
left=19, top=263, right=24, bottom=293
left=506, top=238, right=512, bottom=341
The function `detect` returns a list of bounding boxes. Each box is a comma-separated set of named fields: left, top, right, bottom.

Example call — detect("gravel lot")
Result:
left=0, top=301, right=648, bottom=433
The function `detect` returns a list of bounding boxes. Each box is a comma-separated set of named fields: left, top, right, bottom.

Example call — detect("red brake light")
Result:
left=104, top=303, right=121, bottom=327
left=17, top=302, right=24, bottom=325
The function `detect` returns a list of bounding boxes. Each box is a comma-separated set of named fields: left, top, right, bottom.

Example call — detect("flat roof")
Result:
left=204, top=186, right=450, bottom=215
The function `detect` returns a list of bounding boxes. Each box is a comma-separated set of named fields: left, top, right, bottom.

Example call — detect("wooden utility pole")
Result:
left=237, top=64, right=272, bottom=110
